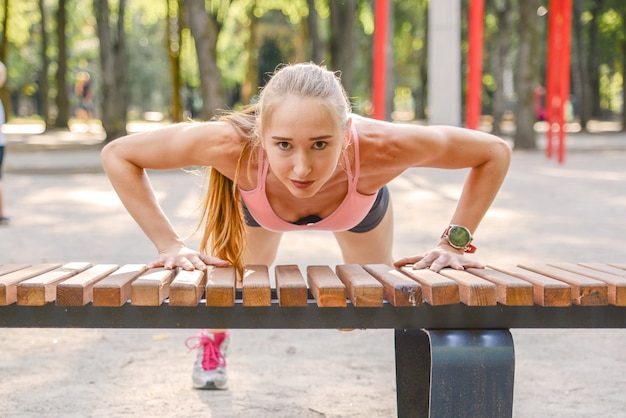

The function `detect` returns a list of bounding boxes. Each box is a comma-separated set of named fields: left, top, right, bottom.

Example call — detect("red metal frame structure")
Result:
left=466, top=1, right=572, bottom=163
left=545, top=0, right=573, bottom=163
left=372, top=0, right=389, bottom=120
left=466, top=0, right=485, bottom=130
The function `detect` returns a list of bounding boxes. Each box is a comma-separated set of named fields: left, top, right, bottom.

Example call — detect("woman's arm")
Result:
left=381, top=123, right=512, bottom=271
left=101, top=122, right=240, bottom=270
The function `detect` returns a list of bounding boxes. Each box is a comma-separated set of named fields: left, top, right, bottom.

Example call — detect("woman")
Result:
left=101, top=63, right=511, bottom=390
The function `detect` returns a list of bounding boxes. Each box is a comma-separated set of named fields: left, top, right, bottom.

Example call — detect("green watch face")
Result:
left=448, top=226, right=471, bottom=247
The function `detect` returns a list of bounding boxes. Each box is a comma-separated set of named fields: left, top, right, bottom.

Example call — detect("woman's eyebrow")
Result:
left=270, top=134, right=333, bottom=141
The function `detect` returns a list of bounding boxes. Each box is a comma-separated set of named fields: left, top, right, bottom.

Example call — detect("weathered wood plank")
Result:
left=336, top=264, right=384, bottom=307
left=398, top=267, right=460, bottom=306
left=92, top=264, right=147, bottom=306
left=519, top=263, right=608, bottom=306
left=466, top=268, right=534, bottom=306
left=550, top=262, right=626, bottom=306
left=363, top=264, right=422, bottom=307
left=169, top=269, right=207, bottom=306
left=17, top=262, right=92, bottom=306
left=242, top=265, right=271, bottom=307
left=307, top=265, right=346, bottom=307
left=205, top=266, right=237, bottom=307
left=438, top=269, right=497, bottom=306
left=0, top=264, right=61, bottom=305
left=275, top=265, right=308, bottom=307
left=56, top=264, right=119, bottom=306
left=131, top=268, right=175, bottom=306
left=488, top=264, right=572, bottom=307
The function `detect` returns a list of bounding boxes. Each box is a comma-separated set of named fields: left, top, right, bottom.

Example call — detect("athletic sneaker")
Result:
left=185, top=330, right=230, bottom=390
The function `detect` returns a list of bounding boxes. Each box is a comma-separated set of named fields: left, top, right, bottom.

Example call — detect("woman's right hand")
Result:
left=148, top=245, right=230, bottom=271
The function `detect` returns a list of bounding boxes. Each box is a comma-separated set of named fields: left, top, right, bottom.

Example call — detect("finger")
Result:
left=410, top=251, right=438, bottom=269
left=463, top=260, right=485, bottom=269
left=200, top=254, right=230, bottom=267
left=393, top=256, right=423, bottom=267
left=178, top=258, right=196, bottom=271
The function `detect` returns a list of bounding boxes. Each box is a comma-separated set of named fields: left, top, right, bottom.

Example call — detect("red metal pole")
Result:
left=558, top=0, right=572, bottom=163
left=373, top=0, right=389, bottom=120
left=466, top=0, right=484, bottom=130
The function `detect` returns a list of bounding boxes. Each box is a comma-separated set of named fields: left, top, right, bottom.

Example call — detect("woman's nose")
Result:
left=292, top=152, right=312, bottom=178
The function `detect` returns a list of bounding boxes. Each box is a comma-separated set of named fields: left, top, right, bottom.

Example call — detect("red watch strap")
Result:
left=464, top=244, right=477, bottom=253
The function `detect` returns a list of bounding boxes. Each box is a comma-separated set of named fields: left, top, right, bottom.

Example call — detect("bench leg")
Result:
left=395, top=329, right=515, bottom=418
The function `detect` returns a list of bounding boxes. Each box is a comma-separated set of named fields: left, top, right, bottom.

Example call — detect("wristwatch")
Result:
left=441, top=225, right=476, bottom=253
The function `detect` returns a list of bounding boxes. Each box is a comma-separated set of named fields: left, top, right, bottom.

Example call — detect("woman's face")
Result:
left=261, top=95, right=349, bottom=198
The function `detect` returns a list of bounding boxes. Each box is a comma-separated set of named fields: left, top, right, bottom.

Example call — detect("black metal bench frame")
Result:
left=3, top=293, right=626, bottom=418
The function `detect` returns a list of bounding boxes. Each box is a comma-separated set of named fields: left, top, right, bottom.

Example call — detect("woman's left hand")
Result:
left=393, top=247, right=484, bottom=273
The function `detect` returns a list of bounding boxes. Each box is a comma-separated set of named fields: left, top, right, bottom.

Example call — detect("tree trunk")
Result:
left=38, top=0, right=50, bottom=128
left=306, top=0, right=325, bottom=64
left=94, top=0, right=128, bottom=142
left=572, top=1, right=591, bottom=131
left=184, top=0, right=225, bottom=120
left=513, top=0, right=541, bottom=150
left=415, top=3, right=428, bottom=120
left=0, top=0, right=11, bottom=120
left=241, top=2, right=258, bottom=105
left=587, top=0, right=603, bottom=118
left=167, top=0, right=183, bottom=122
left=329, top=0, right=357, bottom=95
left=489, top=0, right=513, bottom=136
left=54, top=0, right=70, bottom=128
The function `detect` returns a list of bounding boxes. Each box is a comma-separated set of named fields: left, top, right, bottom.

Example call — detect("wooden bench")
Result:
left=2, top=261, right=626, bottom=417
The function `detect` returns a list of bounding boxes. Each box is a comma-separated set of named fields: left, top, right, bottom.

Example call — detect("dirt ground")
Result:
left=1, top=145, right=625, bottom=417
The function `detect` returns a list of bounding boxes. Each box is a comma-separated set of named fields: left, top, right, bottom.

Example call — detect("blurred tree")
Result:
left=0, top=0, right=9, bottom=119
left=94, top=0, right=128, bottom=141
left=38, top=0, right=50, bottom=128
left=166, top=0, right=183, bottom=122
left=329, top=0, right=356, bottom=94
left=513, top=0, right=541, bottom=150
left=54, top=0, right=70, bottom=128
left=184, top=0, right=226, bottom=120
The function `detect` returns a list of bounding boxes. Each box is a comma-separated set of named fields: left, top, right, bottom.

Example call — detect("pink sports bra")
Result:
left=239, top=125, right=378, bottom=232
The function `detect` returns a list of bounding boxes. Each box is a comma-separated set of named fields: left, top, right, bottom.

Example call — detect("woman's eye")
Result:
left=277, top=142, right=291, bottom=150
left=313, top=141, right=327, bottom=150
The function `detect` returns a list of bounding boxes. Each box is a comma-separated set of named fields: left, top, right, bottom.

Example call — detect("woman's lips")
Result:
left=291, top=179, right=314, bottom=189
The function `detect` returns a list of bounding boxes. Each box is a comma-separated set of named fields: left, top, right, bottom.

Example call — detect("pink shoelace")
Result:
left=185, top=331, right=227, bottom=371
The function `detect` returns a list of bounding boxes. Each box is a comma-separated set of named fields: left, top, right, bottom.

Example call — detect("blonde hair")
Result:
left=196, top=63, right=351, bottom=274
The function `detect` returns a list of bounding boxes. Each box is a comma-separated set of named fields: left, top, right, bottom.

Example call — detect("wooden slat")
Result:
left=17, top=262, right=92, bottom=306
left=466, top=267, right=534, bottom=306
left=275, top=265, right=308, bottom=307
left=0, top=264, right=61, bottom=305
left=56, top=264, right=119, bottom=306
left=579, top=263, right=626, bottom=278
left=518, top=263, right=608, bottom=306
left=399, top=267, right=460, bottom=306
left=438, top=268, right=497, bottom=306
left=488, top=264, right=571, bottom=307
left=131, top=268, right=175, bottom=306
left=307, top=265, right=346, bottom=307
left=609, top=263, right=626, bottom=270
left=549, top=262, right=626, bottom=306
left=242, top=265, right=271, bottom=306
left=363, top=264, right=422, bottom=307
left=335, top=264, right=384, bottom=307
left=169, top=269, right=207, bottom=306
left=92, top=264, right=147, bottom=306
left=0, top=264, right=31, bottom=276
left=205, top=266, right=237, bottom=306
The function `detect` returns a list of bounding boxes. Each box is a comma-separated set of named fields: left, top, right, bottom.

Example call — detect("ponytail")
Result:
left=195, top=105, right=258, bottom=276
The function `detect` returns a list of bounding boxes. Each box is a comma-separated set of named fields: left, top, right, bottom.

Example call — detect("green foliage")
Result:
left=1, top=0, right=626, bottom=122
